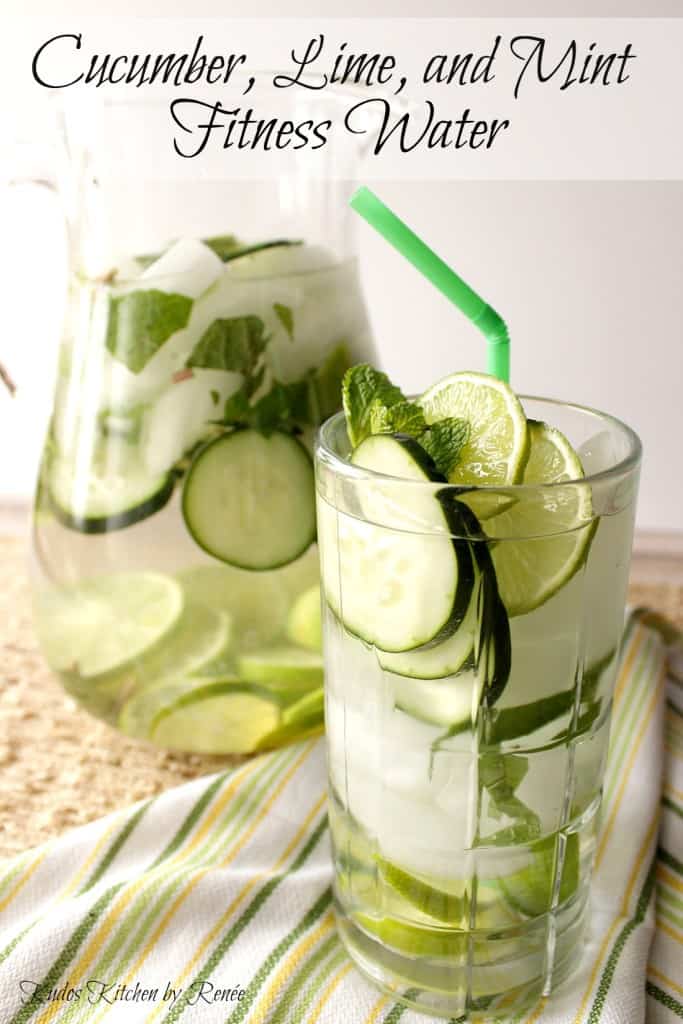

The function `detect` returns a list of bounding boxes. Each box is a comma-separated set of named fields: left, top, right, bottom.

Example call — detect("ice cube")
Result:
left=577, top=430, right=617, bottom=476
left=139, top=370, right=242, bottom=476
left=140, top=238, right=224, bottom=299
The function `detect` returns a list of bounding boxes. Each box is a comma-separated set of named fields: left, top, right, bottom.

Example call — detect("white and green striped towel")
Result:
left=0, top=610, right=679, bottom=1024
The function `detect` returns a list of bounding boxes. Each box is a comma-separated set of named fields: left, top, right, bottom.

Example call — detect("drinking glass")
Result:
left=315, top=397, right=641, bottom=1019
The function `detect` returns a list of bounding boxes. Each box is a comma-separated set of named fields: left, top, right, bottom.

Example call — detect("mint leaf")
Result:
left=222, top=385, right=252, bottom=425
left=368, top=399, right=426, bottom=439
left=420, top=417, right=470, bottom=478
left=219, top=347, right=349, bottom=440
left=106, top=290, right=193, bottom=373
left=480, top=751, right=529, bottom=793
left=186, top=317, right=268, bottom=381
left=310, top=343, right=351, bottom=422
left=203, top=234, right=240, bottom=260
left=273, top=303, right=295, bottom=341
left=221, top=376, right=312, bottom=436
left=342, top=364, right=406, bottom=448
left=248, top=383, right=295, bottom=435
left=478, top=752, right=541, bottom=844
left=285, top=375, right=315, bottom=425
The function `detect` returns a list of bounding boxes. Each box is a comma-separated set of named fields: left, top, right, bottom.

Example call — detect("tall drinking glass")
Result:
left=315, top=397, right=641, bottom=1019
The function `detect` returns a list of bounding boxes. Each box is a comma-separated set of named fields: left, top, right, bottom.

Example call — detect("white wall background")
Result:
left=2, top=0, right=682, bottom=534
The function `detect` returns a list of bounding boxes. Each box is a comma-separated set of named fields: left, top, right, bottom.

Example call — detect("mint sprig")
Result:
left=106, top=289, right=193, bottom=374
left=220, top=377, right=310, bottom=437
left=368, top=398, right=426, bottom=438
left=186, top=316, right=268, bottom=392
left=342, top=364, right=406, bottom=448
left=192, top=318, right=349, bottom=441
left=420, top=418, right=470, bottom=478
left=342, top=364, right=470, bottom=479
left=478, top=752, right=541, bottom=845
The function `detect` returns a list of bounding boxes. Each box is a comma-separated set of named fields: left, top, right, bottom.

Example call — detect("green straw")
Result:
left=349, top=186, right=510, bottom=383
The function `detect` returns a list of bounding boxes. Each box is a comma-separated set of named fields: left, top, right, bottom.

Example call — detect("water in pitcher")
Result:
left=28, top=91, right=378, bottom=754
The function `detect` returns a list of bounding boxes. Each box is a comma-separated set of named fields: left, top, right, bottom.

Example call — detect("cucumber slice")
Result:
left=477, top=561, right=512, bottom=708
left=454, top=501, right=511, bottom=708
left=238, top=646, right=323, bottom=691
left=49, top=450, right=174, bottom=534
left=286, top=585, right=322, bottom=652
left=212, top=238, right=302, bottom=264
left=224, top=241, right=333, bottom=280
left=182, top=430, right=315, bottom=570
left=377, top=551, right=478, bottom=680
left=319, top=434, right=474, bottom=653
left=391, top=673, right=481, bottom=728
left=149, top=681, right=282, bottom=754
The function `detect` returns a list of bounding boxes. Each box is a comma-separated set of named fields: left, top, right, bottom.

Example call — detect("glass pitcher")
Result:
left=27, top=91, right=377, bottom=755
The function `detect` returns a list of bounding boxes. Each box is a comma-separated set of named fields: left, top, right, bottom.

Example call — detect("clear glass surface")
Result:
left=315, top=398, right=641, bottom=1019
left=30, top=94, right=376, bottom=754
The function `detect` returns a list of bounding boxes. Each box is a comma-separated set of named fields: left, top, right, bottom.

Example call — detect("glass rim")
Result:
left=316, top=394, right=642, bottom=493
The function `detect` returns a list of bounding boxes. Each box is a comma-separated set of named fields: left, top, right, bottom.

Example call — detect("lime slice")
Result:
left=150, top=681, right=282, bottom=754
left=238, top=646, right=323, bottom=691
left=491, top=420, right=596, bottom=616
left=116, top=601, right=231, bottom=686
left=34, top=572, right=183, bottom=678
left=500, top=832, right=579, bottom=917
left=286, top=585, right=322, bottom=652
left=253, top=686, right=325, bottom=751
left=282, top=686, right=324, bottom=725
left=329, top=800, right=376, bottom=869
left=458, top=490, right=516, bottom=523
left=119, top=675, right=213, bottom=739
left=377, top=857, right=464, bottom=924
left=177, top=565, right=290, bottom=650
left=192, top=651, right=237, bottom=679
left=419, top=371, right=529, bottom=485
left=354, top=912, right=465, bottom=958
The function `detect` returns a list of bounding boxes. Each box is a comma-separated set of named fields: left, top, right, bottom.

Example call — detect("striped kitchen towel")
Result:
left=0, top=610, right=678, bottom=1024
